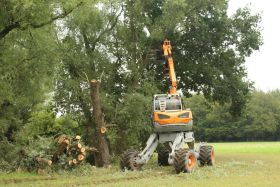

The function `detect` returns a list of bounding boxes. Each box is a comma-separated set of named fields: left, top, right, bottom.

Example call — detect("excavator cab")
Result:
left=152, top=94, right=193, bottom=132
left=153, top=94, right=182, bottom=111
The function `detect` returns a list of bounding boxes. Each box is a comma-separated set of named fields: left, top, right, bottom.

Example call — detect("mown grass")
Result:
left=0, top=142, right=280, bottom=187
left=212, top=142, right=280, bottom=153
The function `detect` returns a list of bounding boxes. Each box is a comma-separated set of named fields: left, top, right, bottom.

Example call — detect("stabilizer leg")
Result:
left=168, top=132, right=184, bottom=165
left=136, top=133, right=159, bottom=165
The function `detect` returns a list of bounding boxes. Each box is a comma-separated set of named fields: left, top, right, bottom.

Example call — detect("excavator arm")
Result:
left=162, top=39, right=177, bottom=94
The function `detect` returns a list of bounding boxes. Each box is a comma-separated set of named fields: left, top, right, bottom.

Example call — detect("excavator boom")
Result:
left=162, top=39, right=177, bottom=94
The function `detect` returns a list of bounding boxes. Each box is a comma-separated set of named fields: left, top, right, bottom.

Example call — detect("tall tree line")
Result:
left=187, top=90, right=280, bottom=142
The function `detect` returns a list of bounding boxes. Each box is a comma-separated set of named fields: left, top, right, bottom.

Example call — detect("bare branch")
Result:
left=29, top=2, right=84, bottom=29
left=0, top=2, right=84, bottom=40
left=0, top=22, right=20, bottom=40
left=92, top=5, right=123, bottom=49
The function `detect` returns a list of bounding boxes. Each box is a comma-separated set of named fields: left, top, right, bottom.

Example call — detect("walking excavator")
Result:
left=120, top=39, right=215, bottom=173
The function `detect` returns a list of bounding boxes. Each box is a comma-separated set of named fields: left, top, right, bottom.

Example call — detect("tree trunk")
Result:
left=90, top=79, right=110, bottom=167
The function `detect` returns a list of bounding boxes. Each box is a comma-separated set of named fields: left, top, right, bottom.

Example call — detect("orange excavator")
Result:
left=120, top=39, right=215, bottom=173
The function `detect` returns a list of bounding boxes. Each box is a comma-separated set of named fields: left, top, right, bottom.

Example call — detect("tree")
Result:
left=90, top=80, right=110, bottom=167
left=243, top=91, right=280, bottom=140
left=0, top=0, right=84, bottom=171
left=110, top=0, right=262, bottom=116
left=53, top=0, right=124, bottom=166
left=0, top=0, right=83, bottom=40
left=172, top=0, right=262, bottom=115
left=0, top=23, right=57, bottom=141
left=0, top=0, right=82, bottom=141
left=184, top=90, right=280, bottom=142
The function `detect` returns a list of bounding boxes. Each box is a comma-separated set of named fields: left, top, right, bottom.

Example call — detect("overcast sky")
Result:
left=228, top=0, right=280, bottom=92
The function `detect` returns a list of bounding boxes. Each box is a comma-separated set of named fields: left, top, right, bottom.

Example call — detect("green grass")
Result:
left=1, top=142, right=280, bottom=187
left=212, top=142, right=280, bottom=153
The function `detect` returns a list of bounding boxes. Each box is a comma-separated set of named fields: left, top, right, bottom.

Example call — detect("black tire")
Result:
left=173, top=149, right=197, bottom=174
left=199, top=145, right=215, bottom=167
left=158, top=148, right=169, bottom=166
left=120, top=149, right=142, bottom=171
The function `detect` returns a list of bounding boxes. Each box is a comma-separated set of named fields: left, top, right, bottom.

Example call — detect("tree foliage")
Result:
left=0, top=0, right=83, bottom=141
left=186, top=90, right=280, bottom=142
left=0, top=0, right=269, bottom=171
left=173, top=1, right=262, bottom=115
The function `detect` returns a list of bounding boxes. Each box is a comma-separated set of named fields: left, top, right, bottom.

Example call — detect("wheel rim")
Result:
left=131, top=157, right=141, bottom=170
left=187, top=154, right=196, bottom=169
left=211, top=148, right=215, bottom=162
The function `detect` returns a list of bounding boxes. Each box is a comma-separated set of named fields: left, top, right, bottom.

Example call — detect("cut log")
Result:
left=62, top=139, right=70, bottom=146
left=48, top=160, right=52, bottom=166
left=74, top=135, right=81, bottom=140
left=57, top=135, right=67, bottom=144
left=80, top=147, right=86, bottom=153
left=70, top=143, right=82, bottom=149
left=76, top=143, right=82, bottom=149
left=72, top=159, right=78, bottom=165
left=68, top=160, right=73, bottom=166
left=36, top=157, right=52, bottom=166
left=77, top=154, right=85, bottom=161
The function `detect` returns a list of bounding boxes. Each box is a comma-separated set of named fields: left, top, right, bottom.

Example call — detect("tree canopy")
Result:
left=0, top=0, right=274, bottom=171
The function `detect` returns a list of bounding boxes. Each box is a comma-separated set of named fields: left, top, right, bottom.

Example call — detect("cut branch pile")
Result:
left=52, top=135, right=99, bottom=170
left=20, top=135, right=97, bottom=173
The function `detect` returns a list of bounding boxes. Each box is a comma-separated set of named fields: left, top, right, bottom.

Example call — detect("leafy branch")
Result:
left=0, top=1, right=84, bottom=40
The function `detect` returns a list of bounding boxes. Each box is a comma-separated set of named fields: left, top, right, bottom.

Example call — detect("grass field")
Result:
left=0, top=142, right=280, bottom=187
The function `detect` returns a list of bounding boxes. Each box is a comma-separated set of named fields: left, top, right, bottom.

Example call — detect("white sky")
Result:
left=228, top=0, right=280, bottom=92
